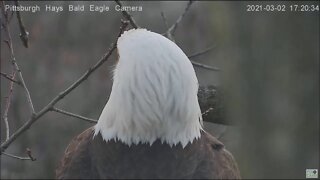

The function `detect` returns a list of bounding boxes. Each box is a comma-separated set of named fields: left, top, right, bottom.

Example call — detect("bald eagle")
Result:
left=56, top=29, right=241, bottom=179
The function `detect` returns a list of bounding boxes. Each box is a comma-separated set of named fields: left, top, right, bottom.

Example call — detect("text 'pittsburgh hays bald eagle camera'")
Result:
left=56, top=29, right=241, bottom=179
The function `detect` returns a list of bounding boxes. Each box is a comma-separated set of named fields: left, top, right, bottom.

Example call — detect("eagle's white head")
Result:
left=94, top=29, right=203, bottom=148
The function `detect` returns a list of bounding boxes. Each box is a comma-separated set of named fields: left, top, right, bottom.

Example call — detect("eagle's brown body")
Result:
left=56, top=127, right=240, bottom=179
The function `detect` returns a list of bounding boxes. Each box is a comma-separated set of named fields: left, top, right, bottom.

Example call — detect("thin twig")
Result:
left=188, top=46, right=216, bottom=59
left=14, top=0, right=29, bottom=48
left=0, top=11, right=14, bottom=30
left=202, top=107, right=214, bottom=116
left=115, top=0, right=139, bottom=29
left=51, top=107, right=97, bottom=123
left=167, top=0, right=193, bottom=35
left=1, top=2, right=20, bottom=143
left=160, top=11, right=169, bottom=30
left=191, top=61, right=220, bottom=71
left=0, top=20, right=129, bottom=153
left=1, top=148, right=36, bottom=161
left=26, top=148, right=36, bottom=161
left=159, top=3, right=218, bottom=72
left=0, top=72, right=22, bottom=86
left=0, top=2, right=9, bottom=26
left=2, top=71, right=17, bottom=141
left=1, top=152, right=33, bottom=161
left=163, top=0, right=194, bottom=41
left=187, top=46, right=220, bottom=71
left=1, top=1, right=35, bottom=114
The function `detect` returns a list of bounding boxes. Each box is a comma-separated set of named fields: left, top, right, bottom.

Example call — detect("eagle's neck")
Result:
left=94, top=29, right=203, bottom=148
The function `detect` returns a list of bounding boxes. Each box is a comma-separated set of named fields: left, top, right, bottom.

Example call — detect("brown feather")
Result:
left=56, top=127, right=240, bottom=179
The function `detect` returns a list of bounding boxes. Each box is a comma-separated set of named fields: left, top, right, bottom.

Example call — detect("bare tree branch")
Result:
left=202, top=107, right=214, bottom=116
left=14, top=0, right=29, bottom=48
left=115, top=0, right=139, bottom=29
left=51, top=107, right=97, bottom=124
left=166, top=0, right=193, bottom=37
left=0, top=72, right=22, bottom=86
left=1, top=1, right=35, bottom=114
left=159, top=2, right=219, bottom=72
left=1, top=2, right=19, bottom=143
left=0, top=20, right=129, bottom=153
left=1, top=11, right=14, bottom=30
left=188, top=46, right=216, bottom=59
left=26, top=148, right=36, bottom=161
left=1, top=152, right=33, bottom=161
left=160, top=11, right=169, bottom=30
left=1, top=148, right=36, bottom=161
left=191, top=61, right=220, bottom=71
left=188, top=46, right=220, bottom=71
left=2, top=71, right=17, bottom=141
left=162, top=0, right=194, bottom=41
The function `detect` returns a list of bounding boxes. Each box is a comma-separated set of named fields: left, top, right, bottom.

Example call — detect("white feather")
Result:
left=94, top=29, right=203, bottom=148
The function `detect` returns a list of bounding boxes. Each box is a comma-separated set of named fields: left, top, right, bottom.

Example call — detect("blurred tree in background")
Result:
left=1, top=1, right=319, bottom=179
